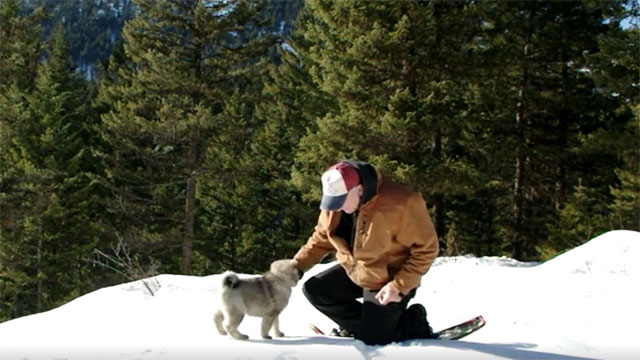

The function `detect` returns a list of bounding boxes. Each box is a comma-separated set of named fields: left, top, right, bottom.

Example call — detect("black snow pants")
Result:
left=302, top=263, right=419, bottom=345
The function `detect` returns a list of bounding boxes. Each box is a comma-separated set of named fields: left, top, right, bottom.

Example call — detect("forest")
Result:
left=0, top=0, right=638, bottom=321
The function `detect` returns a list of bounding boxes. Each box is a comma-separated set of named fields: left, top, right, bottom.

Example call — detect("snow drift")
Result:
left=0, top=230, right=638, bottom=360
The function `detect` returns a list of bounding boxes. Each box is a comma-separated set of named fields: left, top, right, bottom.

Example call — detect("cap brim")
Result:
left=320, top=194, right=347, bottom=211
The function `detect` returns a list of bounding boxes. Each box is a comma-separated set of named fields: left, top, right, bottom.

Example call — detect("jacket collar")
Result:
left=341, top=159, right=378, bottom=207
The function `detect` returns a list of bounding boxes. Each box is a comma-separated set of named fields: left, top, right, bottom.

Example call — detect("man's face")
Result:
left=339, top=184, right=362, bottom=214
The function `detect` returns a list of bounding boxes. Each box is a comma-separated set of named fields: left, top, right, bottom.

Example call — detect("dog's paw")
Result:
left=262, top=334, right=273, bottom=340
left=275, top=331, right=284, bottom=337
left=232, top=334, right=249, bottom=340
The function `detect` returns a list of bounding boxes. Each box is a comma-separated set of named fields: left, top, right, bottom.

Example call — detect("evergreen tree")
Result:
left=539, top=2, right=639, bottom=256
left=608, top=103, right=640, bottom=231
left=201, top=19, right=337, bottom=272
left=0, top=24, right=102, bottom=320
left=469, top=1, right=628, bottom=260
left=290, top=0, right=480, bottom=249
left=0, top=0, right=45, bottom=321
left=98, top=0, right=277, bottom=274
left=0, top=0, right=45, bottom=92
left=587, top=24, right=639, bottom=232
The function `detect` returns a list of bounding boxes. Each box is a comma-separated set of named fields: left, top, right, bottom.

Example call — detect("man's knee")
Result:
left=302, top=277, right=320, bottom=303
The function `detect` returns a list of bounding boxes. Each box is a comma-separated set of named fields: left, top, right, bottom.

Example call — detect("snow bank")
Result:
left=537, top=230, right=640, bottom=276
left=0, top=230, right=638, bottom=360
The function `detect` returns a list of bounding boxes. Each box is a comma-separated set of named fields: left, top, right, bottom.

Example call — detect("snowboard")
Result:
left=310, top=315, right=485, bottom=341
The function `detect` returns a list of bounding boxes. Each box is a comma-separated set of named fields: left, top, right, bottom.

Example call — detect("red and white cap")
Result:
left=320, top=162, right=360, bottom=211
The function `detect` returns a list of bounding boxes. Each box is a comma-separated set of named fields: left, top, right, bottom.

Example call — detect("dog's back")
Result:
left=219, top=271, right=291, bottom=317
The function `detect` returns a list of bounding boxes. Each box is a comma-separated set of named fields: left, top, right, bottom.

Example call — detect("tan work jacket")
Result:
left=294, top=174, right=439, bottom=296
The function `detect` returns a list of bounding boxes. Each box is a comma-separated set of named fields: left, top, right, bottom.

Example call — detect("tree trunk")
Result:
left=432, top=131, right=446, bottom=245
left=182, top=42, right=203, bottom=275
left=512, top=46, right=529, bottom=260
left=183, top=174, right=196, bottom=274
left=182, top=136, right=198, bottom=275
left=36, top=236, right=42, bottom=312
left=555, top=56, right=570, bottom=211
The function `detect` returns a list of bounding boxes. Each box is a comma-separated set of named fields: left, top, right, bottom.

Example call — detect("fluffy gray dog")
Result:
left=213, top=259, right=303, bottom=340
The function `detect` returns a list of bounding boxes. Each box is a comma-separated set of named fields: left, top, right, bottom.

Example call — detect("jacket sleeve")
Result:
left=389, top=193, right=439, bottom=295
left=293, top=211, right=336, bottom=270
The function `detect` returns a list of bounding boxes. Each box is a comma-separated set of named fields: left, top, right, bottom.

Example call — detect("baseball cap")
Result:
left=319, top=162, right=360, bottom=211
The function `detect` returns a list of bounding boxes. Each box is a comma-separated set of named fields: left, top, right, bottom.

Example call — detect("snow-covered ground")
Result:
left=1, top=230, right=638, bottom=360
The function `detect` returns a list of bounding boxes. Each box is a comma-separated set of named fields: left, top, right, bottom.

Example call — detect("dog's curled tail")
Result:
left=221, top=271, right=240, bottom=289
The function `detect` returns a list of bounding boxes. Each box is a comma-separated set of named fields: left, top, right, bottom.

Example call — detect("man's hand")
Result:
left=375, top=282, right=402, bottom=305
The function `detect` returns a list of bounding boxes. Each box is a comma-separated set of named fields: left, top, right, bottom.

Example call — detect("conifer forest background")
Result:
left=0, top=0, right=638, bottom=321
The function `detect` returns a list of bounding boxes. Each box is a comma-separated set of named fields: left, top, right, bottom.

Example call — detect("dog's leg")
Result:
left=260, top=315, right=278, bottom=339
left=271, top=315, right=284, bottom=337
left=213, top=310, right=227, bottom=336
left=225, top=312, right=249, bottom=340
